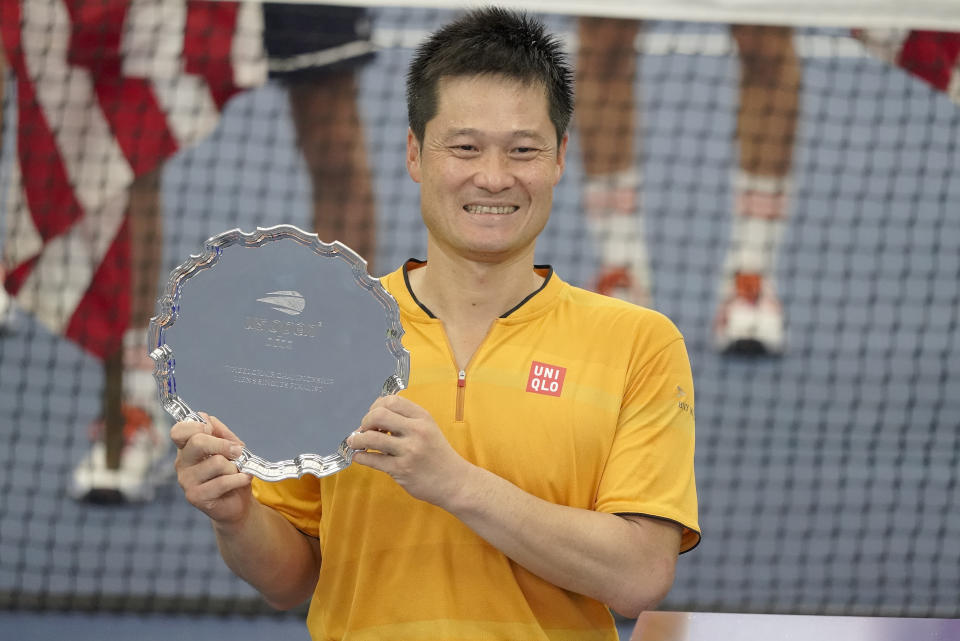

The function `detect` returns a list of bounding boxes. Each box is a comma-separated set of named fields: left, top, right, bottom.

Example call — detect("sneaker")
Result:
left=593, top=266, right=652, bottom=307
left=713, top=272, right=785, bottom=355
left=70, top=403, right=172, bottom=503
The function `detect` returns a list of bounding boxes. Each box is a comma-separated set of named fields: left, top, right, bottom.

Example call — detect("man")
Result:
left=171, top=9, right=699, bottom=639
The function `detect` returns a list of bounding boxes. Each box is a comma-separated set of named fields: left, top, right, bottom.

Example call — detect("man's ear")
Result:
left=407, top=128, right=422, bottom=184
left=554, top=133, right=569, bottom=185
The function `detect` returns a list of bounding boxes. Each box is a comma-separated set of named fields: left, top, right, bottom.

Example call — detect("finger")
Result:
left=350, top=449, right=393, bottom=474
left=348, top=429, right=399, bottom=456
left=206, top=414, right=245, bottom=446
left=180, top=451, right=244, bottom=487
left=204, top=472, right=252, bottom=496
left=368, top=394, right=428, bottom=420
left=196, top=412, right=214, bottom=434
left=179, top=432, right=245, bottom=466
left=359, top=405, right=413, bottom=436
left=170, top=418, right=208, bottom=450
left=185, top=472, right=252, bottom=507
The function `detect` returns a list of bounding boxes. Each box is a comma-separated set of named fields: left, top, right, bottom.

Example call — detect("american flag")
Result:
left=855, top=28, right=960, bottom=105
left=0, top=0, right=266, bottom=358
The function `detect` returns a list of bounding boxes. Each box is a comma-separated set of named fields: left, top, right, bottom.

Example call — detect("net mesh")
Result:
left=1, top=1, right=958, bottom=618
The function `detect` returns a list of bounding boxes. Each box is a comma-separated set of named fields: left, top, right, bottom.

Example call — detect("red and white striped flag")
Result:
left=854, top=28, right=960, bottom=105
left=0, top=0, right=266, bottom=358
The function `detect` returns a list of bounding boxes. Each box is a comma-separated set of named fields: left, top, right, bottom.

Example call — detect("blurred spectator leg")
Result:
left=714, top=25, right=800, bottom=355
left=288, top=70, right=377, bottom=273
left=576, top=17, right=651, bottom=306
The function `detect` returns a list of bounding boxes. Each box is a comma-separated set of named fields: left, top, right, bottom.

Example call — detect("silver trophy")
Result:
left=148, top=225, right=409, bottom=481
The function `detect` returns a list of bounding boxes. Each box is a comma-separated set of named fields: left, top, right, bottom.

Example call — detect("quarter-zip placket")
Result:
left=448, top=324, right=494, bottom=424
left=455, top=369, right=467, bottom=422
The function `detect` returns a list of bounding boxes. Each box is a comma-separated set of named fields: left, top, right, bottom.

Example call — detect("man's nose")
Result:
left=472, top=152, right=516, bottom=192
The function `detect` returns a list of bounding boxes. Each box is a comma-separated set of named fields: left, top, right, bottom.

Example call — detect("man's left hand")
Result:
left=347, top=395, right=474, bottom=507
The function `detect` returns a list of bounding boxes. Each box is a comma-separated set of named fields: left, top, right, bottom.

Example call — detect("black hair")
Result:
left=406, top=7, right=574, bottom=144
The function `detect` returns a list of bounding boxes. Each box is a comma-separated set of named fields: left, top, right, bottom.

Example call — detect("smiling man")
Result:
left=408, top=73, right=563, bottom=267
left=170, top=8, right=699, bottom=640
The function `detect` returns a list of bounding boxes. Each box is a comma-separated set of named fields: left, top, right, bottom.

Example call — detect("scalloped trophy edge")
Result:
left=237, top=448, right=352, bottom=481
left=146, top=224, right=409, bottom=481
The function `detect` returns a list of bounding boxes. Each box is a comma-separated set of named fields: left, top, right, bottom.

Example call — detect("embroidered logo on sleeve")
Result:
left=526, top=361, right=566, bottom=397
left=676, top=385, right=694, bottom=417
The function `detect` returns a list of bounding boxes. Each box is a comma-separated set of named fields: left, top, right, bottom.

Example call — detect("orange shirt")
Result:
left=253, top=261, right=699, bottom=640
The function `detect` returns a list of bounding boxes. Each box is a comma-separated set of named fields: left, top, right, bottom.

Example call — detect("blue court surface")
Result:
left=0, top=612, right=310, bottom=641
left=2, top=611, right=957, bottom=640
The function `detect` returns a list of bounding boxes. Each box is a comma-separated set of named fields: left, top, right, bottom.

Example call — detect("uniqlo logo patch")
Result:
left=526, top=361, right=566, bottom=397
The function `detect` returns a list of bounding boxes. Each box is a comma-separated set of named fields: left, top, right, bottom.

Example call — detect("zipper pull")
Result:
left=455, top=370, right=467, bottom=422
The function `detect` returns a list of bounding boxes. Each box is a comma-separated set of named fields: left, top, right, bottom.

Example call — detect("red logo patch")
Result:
left=526, top=361, right=566, bottom=397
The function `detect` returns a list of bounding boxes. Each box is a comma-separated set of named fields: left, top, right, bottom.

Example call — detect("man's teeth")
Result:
left=465, top=205, right=517, bottom=214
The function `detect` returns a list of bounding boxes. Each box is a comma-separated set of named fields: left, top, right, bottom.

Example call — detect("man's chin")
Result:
left=453, top=242, right=537, bottom=266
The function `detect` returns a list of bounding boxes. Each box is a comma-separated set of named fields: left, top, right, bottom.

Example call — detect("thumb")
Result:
left=202, top=413, right=246, bottom=447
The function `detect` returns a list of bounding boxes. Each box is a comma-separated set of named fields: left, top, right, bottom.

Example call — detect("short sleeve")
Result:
left=594, top=334, right=700, bottom=553
left=251, top=475, right=324, bottom=538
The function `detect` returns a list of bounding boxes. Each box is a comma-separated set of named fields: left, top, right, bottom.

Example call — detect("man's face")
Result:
left=406, top=74, right=568, bottom=264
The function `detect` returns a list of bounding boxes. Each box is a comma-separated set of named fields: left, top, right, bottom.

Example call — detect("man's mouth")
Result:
left=464, top=204, right=519, bottom=214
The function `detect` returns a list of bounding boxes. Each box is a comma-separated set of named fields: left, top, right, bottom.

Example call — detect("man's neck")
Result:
left=408, top=248, right=544, bottom=325
left=407, top=249, right=545, bottom=369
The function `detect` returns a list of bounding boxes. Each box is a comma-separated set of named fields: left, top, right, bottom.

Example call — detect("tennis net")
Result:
left=0, top=0, right=958, bottom=618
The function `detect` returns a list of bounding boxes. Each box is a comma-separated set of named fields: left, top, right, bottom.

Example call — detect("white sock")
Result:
left=725, top=171, right=790, bottom=280
left=583, top=170, right=651, bottom=292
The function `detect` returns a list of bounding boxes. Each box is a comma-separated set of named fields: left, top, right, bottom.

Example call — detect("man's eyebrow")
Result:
left=443, top=128, right=551, bottom=144
left=445, top=128, right=480, bottom=137
left=510, top=130, right=551, bottom=144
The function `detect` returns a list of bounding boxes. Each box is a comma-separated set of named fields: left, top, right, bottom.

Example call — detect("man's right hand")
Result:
left=171, top=413, right=253, bottom=528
